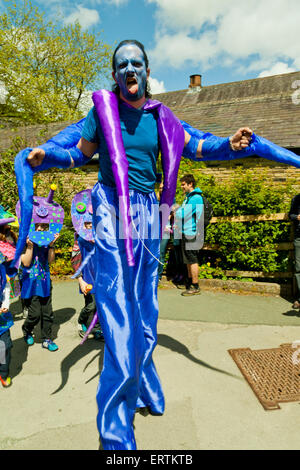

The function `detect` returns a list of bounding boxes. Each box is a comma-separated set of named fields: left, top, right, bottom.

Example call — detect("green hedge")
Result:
left=176, top=159, right=295, bottom=277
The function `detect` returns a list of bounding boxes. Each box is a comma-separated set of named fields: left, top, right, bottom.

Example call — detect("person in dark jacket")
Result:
left=288, top=194, right=300, bottom=308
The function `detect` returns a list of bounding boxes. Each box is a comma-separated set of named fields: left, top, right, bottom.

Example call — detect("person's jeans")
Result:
left=158, top=237, right=169, bottom=279
left=294, top=238, right=300, bottom=299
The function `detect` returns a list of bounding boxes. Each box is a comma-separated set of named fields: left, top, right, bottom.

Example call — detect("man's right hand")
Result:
left=27, top=148, right=45, bottom=167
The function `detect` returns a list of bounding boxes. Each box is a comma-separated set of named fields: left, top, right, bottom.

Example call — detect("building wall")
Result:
left=38, top=158, right=300, bottom=204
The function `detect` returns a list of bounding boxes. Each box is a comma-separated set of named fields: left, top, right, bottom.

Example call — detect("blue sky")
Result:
left=2, top=0, right=300, bottom=94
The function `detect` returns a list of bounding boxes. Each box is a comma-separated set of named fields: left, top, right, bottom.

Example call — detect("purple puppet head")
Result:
left=16, top=184, right=64, bottom=247
left=71, top=189, right=94, bottom=242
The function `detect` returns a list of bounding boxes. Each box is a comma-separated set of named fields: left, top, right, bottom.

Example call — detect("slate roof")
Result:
left=1, top=70, right=300, bottom=154
left=153, top=71, right=300, bottom=150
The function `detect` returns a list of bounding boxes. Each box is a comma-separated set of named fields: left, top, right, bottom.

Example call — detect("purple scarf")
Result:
left=92, top=90, right=185, bottom=267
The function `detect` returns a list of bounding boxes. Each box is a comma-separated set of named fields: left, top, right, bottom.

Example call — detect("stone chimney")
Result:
left=189, top=74, right=202, bottom=88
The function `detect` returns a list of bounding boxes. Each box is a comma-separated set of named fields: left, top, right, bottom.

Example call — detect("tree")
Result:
left=0, top=0, right=112, bottom=124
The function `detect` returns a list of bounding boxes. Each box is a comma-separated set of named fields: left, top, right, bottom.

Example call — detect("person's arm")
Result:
left=27, top=137, right=97, bottom=169
left=48, top=233, right=59, bottom=264
left=76, top=138, right=98, bottom=160
left=0, top=282, right=11, bottom=312
left=21, top=238, right=34, bottom=267
left=78, top=277, right=91, bottom=295
left=288, top=196, right=300, bottom=221
left=27, top=108, right=99, bottom=169
left=183, top=127, right=252, bottom=160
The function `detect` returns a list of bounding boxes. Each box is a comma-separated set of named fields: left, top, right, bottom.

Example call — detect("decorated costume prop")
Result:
left=71, top=189, right=93, bottom=243
left=0, top=205, right=16, bottom=227
left=16, top=184, right=64, bottom=248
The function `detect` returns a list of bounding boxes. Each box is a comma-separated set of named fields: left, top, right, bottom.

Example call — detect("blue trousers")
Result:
left=92, top=183, right=165, bottom=450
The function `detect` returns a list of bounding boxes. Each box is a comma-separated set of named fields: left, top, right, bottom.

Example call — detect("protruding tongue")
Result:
left=127, top=79, right=138, bottom=95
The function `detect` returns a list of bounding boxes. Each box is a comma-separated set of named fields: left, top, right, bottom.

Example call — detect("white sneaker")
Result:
left=22, top=308, right=28, bottom=319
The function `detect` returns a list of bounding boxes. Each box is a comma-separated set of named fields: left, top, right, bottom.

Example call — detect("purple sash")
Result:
left=92, top=90, right=185, bottom=266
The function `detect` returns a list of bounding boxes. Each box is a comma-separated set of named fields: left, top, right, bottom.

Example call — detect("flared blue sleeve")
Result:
left=10, top=119, right=90, bottom=275
left=181, top=120, right=300, bottom=167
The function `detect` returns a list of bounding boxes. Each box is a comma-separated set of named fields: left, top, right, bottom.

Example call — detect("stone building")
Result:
left=1, top=70, right=300, bottom=190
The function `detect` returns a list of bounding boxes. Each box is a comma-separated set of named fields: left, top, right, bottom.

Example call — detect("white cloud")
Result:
left=104, top=0, right=129, bottom=4
left=149, top=31, right=218, bottom=69
left=84, top=0, right=128, bottom=5
left=148, top=77, right=166, bottom=94
left=64, top=5, right=100, bottom=29
left=147, top=0, right=300, bottom=77
left=258, top=62, right=297, bottom=78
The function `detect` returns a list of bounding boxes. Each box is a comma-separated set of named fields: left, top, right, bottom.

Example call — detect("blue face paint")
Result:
left=113, top=45, right=148, bottom=102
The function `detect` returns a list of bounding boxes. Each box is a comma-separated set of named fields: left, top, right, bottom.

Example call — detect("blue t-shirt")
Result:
left=82, top=102, right=159, bottom=193
left=20, top=245, right=51, bottom=298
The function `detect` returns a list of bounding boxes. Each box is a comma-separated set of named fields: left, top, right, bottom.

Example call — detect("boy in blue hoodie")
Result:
left=174, top=174, right=204, bottom=296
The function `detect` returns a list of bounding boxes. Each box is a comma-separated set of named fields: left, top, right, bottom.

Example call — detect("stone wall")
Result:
left=39, top=158, right=300, bottom=201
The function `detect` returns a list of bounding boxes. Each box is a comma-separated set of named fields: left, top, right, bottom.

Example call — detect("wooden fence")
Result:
left=203, top=212, right=295, bottom=283
left=56, top=212, right=295, bottom=289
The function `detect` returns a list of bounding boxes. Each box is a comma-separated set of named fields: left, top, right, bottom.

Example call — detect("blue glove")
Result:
left=40, top=144, right=91, bottom=169
left=10, top=119, right=90, bottom=273
left=230, top=133, right=300, bottom=167
left=181, top=120, right=232, bottom=161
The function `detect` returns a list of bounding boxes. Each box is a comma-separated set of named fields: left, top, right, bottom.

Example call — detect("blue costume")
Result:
left=11, top=42, right=300, bottom=451
left=17, top=187, right=64, bottom=350
left=20, top=244, right=51, bottom=298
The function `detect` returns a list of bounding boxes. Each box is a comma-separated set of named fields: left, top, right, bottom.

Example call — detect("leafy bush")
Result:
left=176, top=164, right=295, bottom=275
left=50, top=257, right=73, bottom=277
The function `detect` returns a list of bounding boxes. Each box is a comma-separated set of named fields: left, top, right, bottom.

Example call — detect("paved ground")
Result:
left=1, top=279, right=300, bottom=450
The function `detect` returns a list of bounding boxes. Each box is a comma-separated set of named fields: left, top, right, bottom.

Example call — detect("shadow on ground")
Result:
left=51, top=331, right=242, bottom=395
left=9, top=308, right=76, bottom=380
left=158, top=334, right=241, bottom=379
left=282, top=309, right=300, bottom=318
left=52, top=339, right=104, bottom=395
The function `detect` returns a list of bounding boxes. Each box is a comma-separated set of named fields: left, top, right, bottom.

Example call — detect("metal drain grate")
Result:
left=228, top=344, right=300, bottom=410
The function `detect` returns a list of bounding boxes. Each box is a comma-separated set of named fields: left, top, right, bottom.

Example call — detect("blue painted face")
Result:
left=113, top=44, right=148, bottom=102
